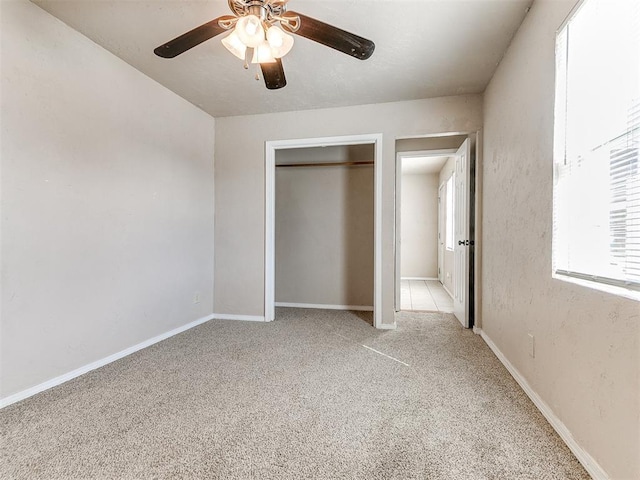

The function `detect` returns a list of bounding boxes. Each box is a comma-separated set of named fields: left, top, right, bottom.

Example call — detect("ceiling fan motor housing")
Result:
left=229, top=0, right=288, bottom=23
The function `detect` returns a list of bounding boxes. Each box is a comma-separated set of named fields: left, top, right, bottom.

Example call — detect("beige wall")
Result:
left=482, top=1, right=639, bottom=478
left=400, top=173, right=439, bottom=279
left=214, top=95, right=483, bottom=324
left=275, top=162, right=374, bottom=307
left=0, top=0, right=216, bottom=399
left=439, top=157, right=456, bottom=293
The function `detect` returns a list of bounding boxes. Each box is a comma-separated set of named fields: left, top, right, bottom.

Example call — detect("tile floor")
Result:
left=401, top=279, right=453, bottom=312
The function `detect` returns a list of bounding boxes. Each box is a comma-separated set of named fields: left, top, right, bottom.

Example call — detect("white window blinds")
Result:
left=553, top=0, right=640, bottom=291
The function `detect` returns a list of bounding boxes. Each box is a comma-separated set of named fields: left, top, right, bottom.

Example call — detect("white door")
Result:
left=453, top=139, right=470, bottom=327
left=438, top=183, right=445, bottom=284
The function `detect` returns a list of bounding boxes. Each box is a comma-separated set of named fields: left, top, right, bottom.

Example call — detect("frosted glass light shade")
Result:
left=251, top=41, right=276, bottom=64
left=266, top=26, right=294, bottom=58
left=235, top=15, right=264, bottom=48
left=221, top=31, right=247, bottom=60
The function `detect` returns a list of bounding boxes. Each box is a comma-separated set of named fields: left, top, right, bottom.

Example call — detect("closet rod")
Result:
left=276, top=161, right=374, bottom=168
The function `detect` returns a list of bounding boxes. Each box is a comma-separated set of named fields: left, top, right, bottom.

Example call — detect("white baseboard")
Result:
left=0, top=313, right=216, bottom=409
left=212, top=313, right=266, bottom=322
left=442, top=284, right=454, bottom=299
left=478, top=329, right=609, bottom=480
left=401, top=277, right=438, bottom=281
left=472, top=326, right=482, bottom=335
left=275, top=302, right=374, bottom=312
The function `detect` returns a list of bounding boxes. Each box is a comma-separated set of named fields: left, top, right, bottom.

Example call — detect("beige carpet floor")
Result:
left=1, top=309, right=589, bottom=479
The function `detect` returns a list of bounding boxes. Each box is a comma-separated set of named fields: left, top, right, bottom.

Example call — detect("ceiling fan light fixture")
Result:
left=266, top=25, right=294, bottom=58
left=251, top=41, right=277, bottom=64
left=235, top=14, right=264, bottom=48
left=221, top=31, right=247, bottom=60
left=154, top=1, right=376, bottom=90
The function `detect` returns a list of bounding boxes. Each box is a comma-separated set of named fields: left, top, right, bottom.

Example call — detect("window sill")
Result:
left=552, top=272, right=640, bottom=302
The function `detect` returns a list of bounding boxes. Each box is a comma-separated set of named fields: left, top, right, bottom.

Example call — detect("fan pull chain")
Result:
left=255, top=63, right=261, bottom=81
left=243, top=48, right=250, bottom=70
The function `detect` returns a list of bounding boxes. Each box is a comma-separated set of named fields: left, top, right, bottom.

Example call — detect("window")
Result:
left=553, top=0, right=640, bottom=297
left=446, top=174, right=455, bottom=251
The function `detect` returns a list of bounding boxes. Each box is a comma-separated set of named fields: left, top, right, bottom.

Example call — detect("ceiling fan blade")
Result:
left=284, top=12, right=375, bottom=60
left=261, top=59, right=287, bottom=90
left=154, top=16, right=235, bottom=58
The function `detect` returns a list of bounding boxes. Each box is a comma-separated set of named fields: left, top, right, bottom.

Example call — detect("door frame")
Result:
left=394, top=149, right=457, bottom=312
left=438, top=182, right=446, bottom=284
left=394, top=132, right=479, bottom=328
left=265, top=133, right=383, bottom=327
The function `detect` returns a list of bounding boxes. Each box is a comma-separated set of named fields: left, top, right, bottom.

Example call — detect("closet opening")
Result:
left=265, top=134, right=383, bottom=328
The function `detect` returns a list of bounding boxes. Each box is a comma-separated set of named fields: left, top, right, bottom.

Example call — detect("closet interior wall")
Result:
left=275, top=145, right=375, bottom=310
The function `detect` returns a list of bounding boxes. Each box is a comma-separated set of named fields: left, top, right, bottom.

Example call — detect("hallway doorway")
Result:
left=395, top=150, right=455, bottom=314
left=394, top=134, right=476, bottom=327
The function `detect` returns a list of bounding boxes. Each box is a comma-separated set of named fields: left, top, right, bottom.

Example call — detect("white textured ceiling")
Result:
left=31, top=0, right=532, bottom=117
left=402, top=156, right=449, bottom=175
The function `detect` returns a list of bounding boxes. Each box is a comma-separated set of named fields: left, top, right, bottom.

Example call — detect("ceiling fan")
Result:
left=154, top=0, right=375, bottom=90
